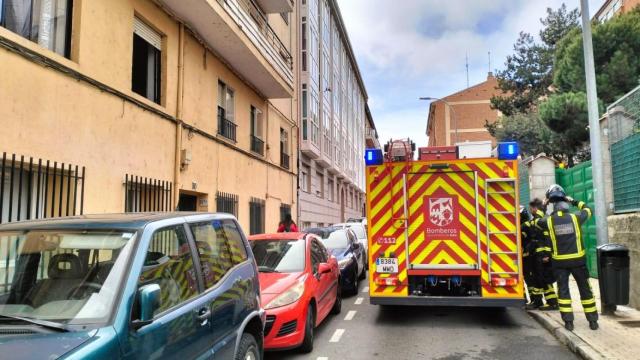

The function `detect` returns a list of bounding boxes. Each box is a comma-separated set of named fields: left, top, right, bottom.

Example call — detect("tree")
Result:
left=538, top=92, right=603, bottom=165
left=485, top=113, right=564, bottom=158
left=553, top=8, right=640, bottom=105
left=491, top=4, right=579, bottom=115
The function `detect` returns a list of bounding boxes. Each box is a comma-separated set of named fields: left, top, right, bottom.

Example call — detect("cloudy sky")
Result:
left=336, top=0, right=603, bottom=147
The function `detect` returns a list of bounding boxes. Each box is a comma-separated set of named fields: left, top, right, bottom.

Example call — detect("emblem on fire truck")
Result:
left=429, top=198, right=454, bottom=227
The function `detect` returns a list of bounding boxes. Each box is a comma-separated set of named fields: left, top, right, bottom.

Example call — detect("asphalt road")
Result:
left=265, top=275, right=577, bottom=360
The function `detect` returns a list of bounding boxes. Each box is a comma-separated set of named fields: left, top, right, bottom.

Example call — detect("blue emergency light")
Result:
left=365, top=149, right=384, bottom=166
left=497, top=141, right=519, bottom=160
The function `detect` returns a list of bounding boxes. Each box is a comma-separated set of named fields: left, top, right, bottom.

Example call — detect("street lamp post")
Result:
left=420, top=97, right=458, bottom=145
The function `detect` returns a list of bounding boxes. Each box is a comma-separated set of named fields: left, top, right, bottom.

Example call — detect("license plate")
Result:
left=376, top=258, right=398, bottom=273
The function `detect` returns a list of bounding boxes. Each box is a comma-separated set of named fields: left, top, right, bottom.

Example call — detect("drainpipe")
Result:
left=174, top=23, right=185, bottom=209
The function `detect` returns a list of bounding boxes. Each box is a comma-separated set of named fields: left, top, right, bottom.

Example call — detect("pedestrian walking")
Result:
left=277, top=213, right=299, bottom=233
left=529, top=198, right=558, bottom=311
left=535, top=185, right=598, bottom=331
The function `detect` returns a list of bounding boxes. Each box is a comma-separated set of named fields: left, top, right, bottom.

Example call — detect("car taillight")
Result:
left=491, top=277, right=518, bottom=287
left=375, top=277, right=399, bottom=286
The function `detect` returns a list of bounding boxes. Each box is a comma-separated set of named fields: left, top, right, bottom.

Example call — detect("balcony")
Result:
left=254, top=0, right=293, bottom=13
left=280, top=152, right=290, bottom=169
left=218, top=115, right=237, bottom=142
left=251, top=135, right=265, bottom=155
left=158, top=0, right=293, bottom=98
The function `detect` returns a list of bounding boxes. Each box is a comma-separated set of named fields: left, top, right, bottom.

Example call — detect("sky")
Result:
left=336, top=0, right=604, bottom=148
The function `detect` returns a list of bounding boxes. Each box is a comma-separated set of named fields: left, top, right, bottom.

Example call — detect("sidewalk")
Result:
left=528, top=277, right=640, bottom=360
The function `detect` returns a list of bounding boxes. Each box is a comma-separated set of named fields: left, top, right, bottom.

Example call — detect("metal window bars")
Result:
left=0, top=152, right=86, bottom=224
left=279, top=203, right=291, bottom=223
left=216, top=192, right=239, bottom=217
left=249, top=197, right=266, bottom=235
left=218, top=113, right=238, bottom=142
left=124, top=175, right=173, bottom=212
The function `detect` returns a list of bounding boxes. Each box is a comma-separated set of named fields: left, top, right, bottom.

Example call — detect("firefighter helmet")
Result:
left=546, top=184, right=566, bottom=203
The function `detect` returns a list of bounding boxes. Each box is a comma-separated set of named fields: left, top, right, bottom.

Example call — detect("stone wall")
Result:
left=608, top=213, right=640, bottom=309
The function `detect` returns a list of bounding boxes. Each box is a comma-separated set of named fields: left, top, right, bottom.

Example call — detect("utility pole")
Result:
left=465, top=53, right=469, bottom=88
left=580, top=0, right=609, bottom=246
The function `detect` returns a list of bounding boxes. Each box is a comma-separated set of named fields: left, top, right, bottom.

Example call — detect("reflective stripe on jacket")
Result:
left=535, top=201, right=591, bottom=266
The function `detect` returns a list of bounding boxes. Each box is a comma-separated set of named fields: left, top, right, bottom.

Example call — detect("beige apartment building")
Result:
left=297, top=0, right=370, bottom=228
left=0, top=0, right=298, bottom=234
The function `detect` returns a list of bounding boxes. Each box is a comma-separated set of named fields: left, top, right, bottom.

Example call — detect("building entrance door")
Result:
left=178, top=193, right=198, bottom=211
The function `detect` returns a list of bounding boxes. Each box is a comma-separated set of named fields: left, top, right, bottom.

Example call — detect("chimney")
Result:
left=487, top=71, right=494, bottom=79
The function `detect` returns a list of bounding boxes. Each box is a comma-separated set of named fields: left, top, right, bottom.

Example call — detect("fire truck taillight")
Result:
left=375, top=277, right=399, bottom=286
left=491, top=277, right=518, bottom=287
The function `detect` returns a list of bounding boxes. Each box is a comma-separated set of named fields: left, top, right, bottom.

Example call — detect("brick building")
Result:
left=426, top=73, right=501, bottom=147
left=595, top=0, right=640, bottom=21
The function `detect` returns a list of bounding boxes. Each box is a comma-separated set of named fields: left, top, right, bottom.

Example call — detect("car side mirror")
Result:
left=318, top=263, right=332, bottom=275
left=133, top=284, right=161, bottom=330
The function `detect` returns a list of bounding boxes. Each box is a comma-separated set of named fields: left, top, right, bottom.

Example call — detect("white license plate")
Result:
left=376, top=258, right=399, bottom=273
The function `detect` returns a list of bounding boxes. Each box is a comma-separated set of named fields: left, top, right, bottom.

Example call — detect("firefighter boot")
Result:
left=525, top=289, right=543, bottom=310
left=539, top=303, right=559, bottom=311
left=564, top=321, right=574, bottom=331
left=589, top=321, right=599, bottom=330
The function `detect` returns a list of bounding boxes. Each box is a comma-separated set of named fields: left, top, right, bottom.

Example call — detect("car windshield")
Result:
left=347, top=225, right=366, bottom=239
left=0, top=230, right=136, bottom=327
left=251, top=239, right=305, bottom=273
left=321, top=230, right=349, bottom=249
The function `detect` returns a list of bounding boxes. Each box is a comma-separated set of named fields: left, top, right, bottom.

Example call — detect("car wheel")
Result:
left=299, top=305, right=315, bottom=353
left=331, top=283, right=342, bottom=314
left=235, top=333, right=261, bottom=360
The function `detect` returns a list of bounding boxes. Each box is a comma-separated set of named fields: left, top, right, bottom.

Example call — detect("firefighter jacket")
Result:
left=521, top=210, right=546, bottom=258
left=535, top=201, right=592, bottom=268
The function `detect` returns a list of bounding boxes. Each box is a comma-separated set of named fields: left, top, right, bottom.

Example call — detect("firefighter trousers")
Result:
left=534, top=256, right=558, bottom=306
left=554, top=265, right=598, bottom=323
left=524, top=256, right=544, bottom=305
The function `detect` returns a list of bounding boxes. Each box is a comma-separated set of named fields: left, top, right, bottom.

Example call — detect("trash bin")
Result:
left=597, top=244, right=630, bottom=306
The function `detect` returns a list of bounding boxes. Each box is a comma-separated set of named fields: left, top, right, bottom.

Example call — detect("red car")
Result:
left=249, top=232, right=341, bottom=353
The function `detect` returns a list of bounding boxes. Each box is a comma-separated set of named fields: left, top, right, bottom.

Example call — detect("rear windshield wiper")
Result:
left=257, top=267, right=280, bottom=273
left=0, top=314, right=69, bottom=332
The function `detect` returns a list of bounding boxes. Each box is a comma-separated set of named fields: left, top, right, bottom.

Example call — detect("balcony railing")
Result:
left=218, top=115, right=238, bottom=142
left=233, top=0, right=293, bottom=69
left=251, top=135, right=265, bottom=155
left=280, top=152, right=290, bottom=169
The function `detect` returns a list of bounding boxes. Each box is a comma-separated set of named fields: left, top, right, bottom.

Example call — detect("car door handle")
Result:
left=196, top=308, right=211, bottom=324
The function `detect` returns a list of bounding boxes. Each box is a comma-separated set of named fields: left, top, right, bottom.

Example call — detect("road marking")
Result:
left=317, top=357, right=329, bottom=360
left=362, top=286, right=369, bottom=293
left=330, top=329, right=345, bottom=343
left=344, top=310, right=357, bottom=321
left=354, top=297, right=364, bottom=305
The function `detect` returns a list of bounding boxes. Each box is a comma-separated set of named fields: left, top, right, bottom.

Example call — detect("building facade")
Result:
left=365, top=104, right=381, bottom=150
left=595, top=0, right=640, bottom=21
left=426, top=73, right=501, bottom=147
left=297, top=0, right=368, bottom=228
left=0, top=0, right=298, bottom=233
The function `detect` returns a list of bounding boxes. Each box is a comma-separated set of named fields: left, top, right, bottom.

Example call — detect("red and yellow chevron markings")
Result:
left=367, top=159, right=523, bottom=299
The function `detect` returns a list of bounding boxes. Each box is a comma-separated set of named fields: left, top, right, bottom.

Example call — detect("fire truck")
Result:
left=365, top=139, right=524, bottom=307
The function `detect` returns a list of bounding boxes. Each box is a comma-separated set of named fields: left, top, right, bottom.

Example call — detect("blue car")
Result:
left=0, top=213, right=264, bottom=360
left=318, top=227, right=366, bottom=295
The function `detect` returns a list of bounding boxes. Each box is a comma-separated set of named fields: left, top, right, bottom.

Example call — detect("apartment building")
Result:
left=365, top=104, right=381, bottom=150
left=298, top=0, right=369, bottom=228
left=0, top=0, right=298, bottom=233
left=426, top=73, right=501, bottom=147
left=595, top=0, right=640, bottom=21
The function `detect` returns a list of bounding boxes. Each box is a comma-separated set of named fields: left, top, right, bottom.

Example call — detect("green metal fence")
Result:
left=556, top=161, right=598, bottom=277
left=518, top=161, right=530, bottom=207
left=611, top=133, right=640, bottom=213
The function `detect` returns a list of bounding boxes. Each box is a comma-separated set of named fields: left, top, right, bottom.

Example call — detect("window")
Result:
left=124, top=174, right=172, bottom=212
left=280, top=12, right=289, bottom=24
left=249, top=197, right=265, bottom=235
left=216, top=191, right=238, bottom=217
left=139, top=225, right=198, bottom=316
left=0, top=0, right=73, bottom=57
left=310, top=239, right=328, bottom=273
left=250, top=106, right=264, bottom=155
left=300, top=166, right=309, bottom=192
left=327, top=179, right=334, bottom=202
left=280, top=128, right=290, bottom=169
left=302, top=84, right=308, bottom=140
left=190, top=219, right=247, bottom=289
left=280, top=203, right=292, bottom=222
left=317, top=171, right=324, bottom=198
left=217, top=81, right=236, bottom=141
left=132, top=17, right=162, bottom=104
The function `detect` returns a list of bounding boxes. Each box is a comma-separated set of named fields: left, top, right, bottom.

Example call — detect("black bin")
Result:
left=597, top=244, right=630, bottom=306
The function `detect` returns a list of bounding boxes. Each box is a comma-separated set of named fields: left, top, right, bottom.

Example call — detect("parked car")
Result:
left=346, top=217, right=367, bottom=228
left=249, top=232, right=340, bottom=353
left=318, top=227, right=365, bottom=295
left=0, top=213, right=264, bottom=360
left=332, top=222, right=369, bottom=266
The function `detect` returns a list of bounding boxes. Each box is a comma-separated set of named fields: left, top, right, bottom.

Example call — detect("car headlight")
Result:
left=265, top=281, right=305, bottom=310
left=338, top=257, right=351, bottom=269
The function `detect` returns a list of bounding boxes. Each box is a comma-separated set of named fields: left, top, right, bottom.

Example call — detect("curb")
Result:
left=528, top=311, right=606, bottom=360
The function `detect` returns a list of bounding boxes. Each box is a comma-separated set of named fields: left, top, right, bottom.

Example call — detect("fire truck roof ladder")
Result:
left=484, top=178, right=519, bottom=279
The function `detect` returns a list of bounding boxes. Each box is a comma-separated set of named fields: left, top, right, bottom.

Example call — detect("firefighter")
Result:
left=520, top=206, right=542, bottom=308
left=529, top=198, right=558, bottom=311
left=536, top=184, right=598, bottom=331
